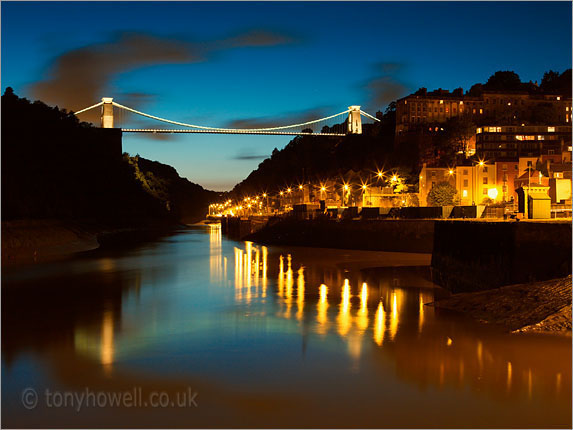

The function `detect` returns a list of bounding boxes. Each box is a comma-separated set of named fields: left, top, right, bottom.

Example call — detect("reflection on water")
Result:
left=2, top=224, right=571, bottom=428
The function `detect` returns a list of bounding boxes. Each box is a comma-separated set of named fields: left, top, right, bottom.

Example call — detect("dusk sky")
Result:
left=2, top=1, right=571, bottom=190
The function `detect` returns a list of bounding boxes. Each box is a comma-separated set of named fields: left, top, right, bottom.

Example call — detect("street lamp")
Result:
left=361, top=184, right=371, bottom=206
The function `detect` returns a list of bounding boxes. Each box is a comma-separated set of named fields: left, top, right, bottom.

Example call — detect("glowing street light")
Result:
left=298, top=185, right=303, bottom=190
left=488, top=188, right=499, bottom=200
left=448, top=169, right=454, bottom=175
left=287, top=188, right=292, bottom=193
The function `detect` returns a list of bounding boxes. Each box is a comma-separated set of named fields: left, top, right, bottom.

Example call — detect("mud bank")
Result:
left=1, top=220, right=178, bottom=266
left=432, top=275, right=572, bottom=335
left=2, top=220, right=99, bottom=265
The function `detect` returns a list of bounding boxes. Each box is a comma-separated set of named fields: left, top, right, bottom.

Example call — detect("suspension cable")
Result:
left=112, top=101, right=350, bottom=132
left=74, top=101, right=104, bottom=115
left=359, top=110, right=381, bottom=122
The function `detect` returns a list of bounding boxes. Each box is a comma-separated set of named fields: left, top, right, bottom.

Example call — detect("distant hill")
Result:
left=230, top=106, right=421, bottom=197
left=1, top=88, right=217, bottom=226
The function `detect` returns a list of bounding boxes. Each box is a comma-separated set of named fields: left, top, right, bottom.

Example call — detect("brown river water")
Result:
left=2, top=225, right=571, bottom=428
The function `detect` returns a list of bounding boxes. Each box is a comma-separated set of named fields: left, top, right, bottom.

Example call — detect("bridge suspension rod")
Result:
left=73, top=98, right=381, bottom=134
left=122, top=129, right=346, bottom=136
left=112, top=101, right=351, bottom=132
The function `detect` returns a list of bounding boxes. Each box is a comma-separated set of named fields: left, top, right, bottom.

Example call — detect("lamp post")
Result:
left=474, top=160, right=484, bottom=206
left=263, top=193, right=268, bottom=214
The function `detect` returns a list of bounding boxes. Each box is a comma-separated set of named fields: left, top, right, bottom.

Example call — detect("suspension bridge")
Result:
left=74, top=98, right=380, bottom=137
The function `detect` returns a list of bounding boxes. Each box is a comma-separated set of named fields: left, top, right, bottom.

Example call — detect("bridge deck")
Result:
left=121, top=129, right=345, bottom=136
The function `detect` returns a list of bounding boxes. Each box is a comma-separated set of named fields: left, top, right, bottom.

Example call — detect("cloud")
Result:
left=223, top=30, right=296, bottom=48
left=226, top=107, right=330, bottom=130
left=31, top=32, right=200, bottom=115
left=29, top=29, right=296, bottom=124
left=363, top=62, right=411, bottom=111
left=233, top=154, right=269, bottom=161
left=232, top=147, right=269, bottom=161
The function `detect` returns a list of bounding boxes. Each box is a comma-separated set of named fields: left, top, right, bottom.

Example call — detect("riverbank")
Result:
left=432, top=275, right=572, bottom=335
left=1, top=219, right=178, bottom=266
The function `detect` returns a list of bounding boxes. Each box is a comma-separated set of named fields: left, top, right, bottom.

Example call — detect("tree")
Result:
left=427, top=182, right=458, bottom=206
left=483, top=71, right=522, bottom=91
left=540, top=70, right=560, bottom=91
left=529, top=102, right=559, bottom=124
left=385, top=101, right=397, bottom=114
left=446, top=116, right=476, bottom=156
left=468, top=83, right=483, bottom=97
left=540, top=69, right=572, bottom=95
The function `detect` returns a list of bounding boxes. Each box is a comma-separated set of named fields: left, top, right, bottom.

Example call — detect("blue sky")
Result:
left=2, top=1, right=571, bottom=190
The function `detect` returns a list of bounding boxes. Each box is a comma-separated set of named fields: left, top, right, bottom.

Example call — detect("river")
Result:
left=2, top=225, right=571, bottom=428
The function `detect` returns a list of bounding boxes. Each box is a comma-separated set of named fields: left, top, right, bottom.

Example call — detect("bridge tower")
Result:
left=101, top=97, right=114, bottom=128
left=347, top=106, right=362, bottom=134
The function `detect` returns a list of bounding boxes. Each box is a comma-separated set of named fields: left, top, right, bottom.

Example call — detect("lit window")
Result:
left=460, top=101, right=463, bottom=105
left=462, top=190, right=468, bottom=198
left=476, top=127, right=482, bottom=134
left=566, top=107, right=569, bottom=112
left=508, top=102, right=511, bottom=106
left=480, top=109, right=483, bottom=114
left=548, top=127, right=555, bottom=132
left=439, top=100, right=444, bottom=104
left=496, top=127, right=501, bottom=132
left=557, top=96, right=561, bottom=101
left=538, top=135, right=545, bottom=140
left=473, top=109, right=476, bottom=114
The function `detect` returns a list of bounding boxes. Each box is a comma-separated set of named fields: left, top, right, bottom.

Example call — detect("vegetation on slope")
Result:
left=1, top=88, right=217, bottom=226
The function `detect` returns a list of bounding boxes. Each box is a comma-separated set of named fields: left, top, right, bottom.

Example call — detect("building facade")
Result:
left=475, top=125, right=571, bottom=161
left=396, top=89, right=572, bottom=136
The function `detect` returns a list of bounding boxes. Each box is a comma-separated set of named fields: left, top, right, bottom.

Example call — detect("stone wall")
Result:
left=431, top=221, right=572, bottom=292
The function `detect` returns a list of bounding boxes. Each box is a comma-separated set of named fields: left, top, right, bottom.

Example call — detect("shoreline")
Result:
left=431, top=275, right=572, bottom=336
left=1, top=219, right=179, bottom=267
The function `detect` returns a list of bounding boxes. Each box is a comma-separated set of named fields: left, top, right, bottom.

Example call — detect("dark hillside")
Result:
left=230, top=106, right=411, bottom=197
left=1, top=88, right=216, bottom=226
